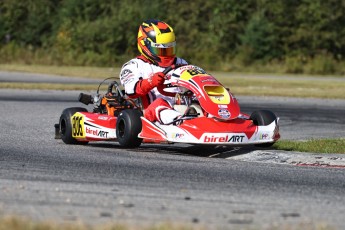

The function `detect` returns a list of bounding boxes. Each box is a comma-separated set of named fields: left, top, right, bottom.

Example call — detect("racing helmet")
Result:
left=137, top=19, right=176, bottom=67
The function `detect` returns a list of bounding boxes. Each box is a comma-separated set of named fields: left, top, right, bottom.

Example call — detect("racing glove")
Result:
left=135, top=72, right=165, bottom=96
left=151, top=72, right=165, bottom=87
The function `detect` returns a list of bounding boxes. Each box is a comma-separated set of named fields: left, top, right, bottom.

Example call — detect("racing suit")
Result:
left=119, top=55, right=188, bottom=124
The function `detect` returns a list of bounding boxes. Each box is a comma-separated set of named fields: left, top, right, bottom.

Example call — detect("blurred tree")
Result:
left=0, top=0, right=58, bottom=46
left=0, top=0, right=344, bottom=72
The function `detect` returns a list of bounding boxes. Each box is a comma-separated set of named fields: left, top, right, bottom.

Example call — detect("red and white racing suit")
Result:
left=119, top=55, right=188, bottom=124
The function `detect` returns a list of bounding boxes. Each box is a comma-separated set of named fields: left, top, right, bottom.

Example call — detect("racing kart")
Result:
left=55, top=65, right=280, bottom=148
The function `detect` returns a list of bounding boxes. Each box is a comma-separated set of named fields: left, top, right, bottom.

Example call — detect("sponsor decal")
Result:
left=152, top=41, right=175, bottom=48
left=179, top=65, right=194, bottom=71
left=218, top=104, right=228, bottom=108
left=98, top=116, right=109, bottom=120
left=147, top=73, right=154, bottom=84
left=214, top=96, right=224, bottom=101
left=204, top=134, right=245, bottom=143
left=120, top=69, right=132, bottom=80
left=201, top=78, right=217, bottom=83
left=123, top=77, right=134, bottom=85
left=172, top=133, right=185, bottom=139
left=86, top=127, right=109, bottom=138
left=260, top=133, right=269, bottom=140
left=187, top=68, right=206, bottom=76
left=218, top=109, right=230, bottom=119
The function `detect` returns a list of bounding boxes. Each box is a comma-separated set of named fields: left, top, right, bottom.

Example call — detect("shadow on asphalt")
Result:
left=86, top=142, right=273, bottom=159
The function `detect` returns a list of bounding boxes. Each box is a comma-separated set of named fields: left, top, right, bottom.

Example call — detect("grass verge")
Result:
left=273, top=138, right=345, bottom=154
left=220, top=76, right=345, bottom=99
left=0, top=216, right=335, bottom=230
left=0, top=64, right=120, bottom=79
left=0, top=82, right=103, bottom=91
left=0, top=216, right=198, bottom=230
left=1, top=64, right=345, bottom=99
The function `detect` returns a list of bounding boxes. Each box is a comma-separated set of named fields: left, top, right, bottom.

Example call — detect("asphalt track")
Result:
left=1, top=72, right=345, bottom=229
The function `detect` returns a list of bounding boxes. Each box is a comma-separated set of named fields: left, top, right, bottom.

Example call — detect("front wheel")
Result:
left=250, top=110, right=277, bottom=147
left=59, top=107, right=88, bottom=145
left=116, top=109, right=143, bottom=148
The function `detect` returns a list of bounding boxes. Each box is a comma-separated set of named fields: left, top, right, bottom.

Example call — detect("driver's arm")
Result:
left=120, top=61, right=165, bottom=98
left=134, top=72, right=165, bottom=97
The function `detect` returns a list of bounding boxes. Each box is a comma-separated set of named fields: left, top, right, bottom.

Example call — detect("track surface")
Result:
left=1, top=73, right=345, bottom=229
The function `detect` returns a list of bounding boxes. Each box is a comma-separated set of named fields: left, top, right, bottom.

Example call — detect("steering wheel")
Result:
left=157, top=64, right=187, bottom=97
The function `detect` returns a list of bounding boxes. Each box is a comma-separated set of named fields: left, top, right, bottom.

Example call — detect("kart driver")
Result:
left=119, top=19, right=188, bottom=125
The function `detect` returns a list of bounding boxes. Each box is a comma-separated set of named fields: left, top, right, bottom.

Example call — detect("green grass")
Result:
left=0, top=216, right=335, bottom=230
left=0, top=216, right=198, bottom=230
left=220, top=76, right=345, bottom=99
left=0, top=64, right=120, bottom=79
left=1, top=64, right=345, bottom=99
left=273, top=138, right=345, bottom=154
left=0, top=82, right=104, bottom=91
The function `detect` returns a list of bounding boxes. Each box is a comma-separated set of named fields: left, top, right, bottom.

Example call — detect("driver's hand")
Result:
left=151, top=72, right=165, bottom=87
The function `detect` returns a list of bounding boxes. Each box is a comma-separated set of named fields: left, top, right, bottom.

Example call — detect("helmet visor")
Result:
left=150, top=41, right=176, bottom=57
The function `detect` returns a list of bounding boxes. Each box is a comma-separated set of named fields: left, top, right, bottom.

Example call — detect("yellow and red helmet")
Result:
left=137, top=19, right=176, bottom=67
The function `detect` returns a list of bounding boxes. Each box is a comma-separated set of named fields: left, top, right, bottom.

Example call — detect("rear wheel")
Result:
left=250, top=110, right=277, bottom=147
left=116, top=109, right=143, bottom=148
left=59, top=107, right=88, bottom=145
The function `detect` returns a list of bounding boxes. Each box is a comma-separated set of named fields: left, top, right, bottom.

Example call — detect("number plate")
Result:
left=71, top=113, right=85, bottom=138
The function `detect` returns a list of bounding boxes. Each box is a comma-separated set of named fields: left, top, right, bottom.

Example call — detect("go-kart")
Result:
left=55, top=64, right=280, bottom=148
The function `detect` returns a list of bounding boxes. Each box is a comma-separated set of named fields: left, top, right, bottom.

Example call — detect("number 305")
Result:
left=72, top=116, right=83, bottom=136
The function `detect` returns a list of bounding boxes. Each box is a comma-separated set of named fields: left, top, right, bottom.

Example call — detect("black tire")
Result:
left=250, top=110, right=277, bottom=126
left=250, top=110, right=277, bottom=147
left=116, top=109, right=143, bottom=148
left=59, top=107, right=88, bottom=145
